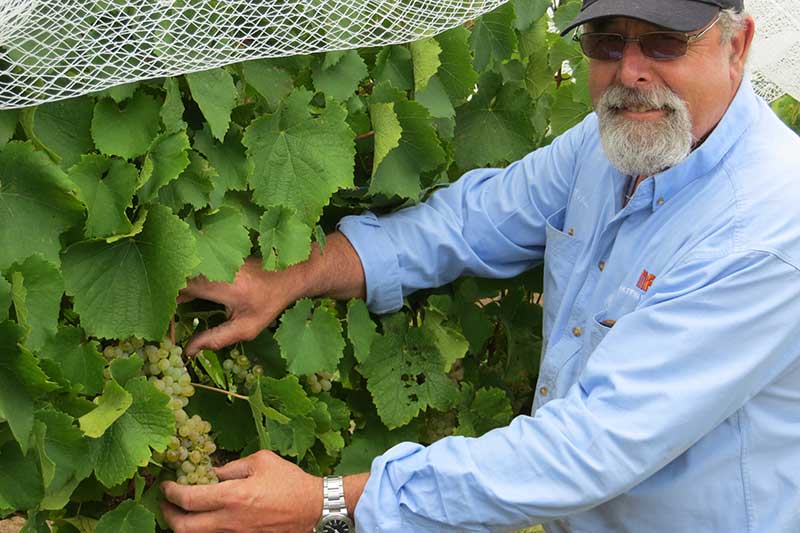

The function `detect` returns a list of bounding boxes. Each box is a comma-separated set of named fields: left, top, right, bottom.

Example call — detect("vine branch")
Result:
left=192, top=382, right=249, bottom=401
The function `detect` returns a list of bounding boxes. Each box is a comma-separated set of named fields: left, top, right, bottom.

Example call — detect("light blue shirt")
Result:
left=338, top=79, right=800, bottom=532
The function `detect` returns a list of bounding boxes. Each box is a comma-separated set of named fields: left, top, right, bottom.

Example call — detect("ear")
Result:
left=729, top=15, right=755, bottom=81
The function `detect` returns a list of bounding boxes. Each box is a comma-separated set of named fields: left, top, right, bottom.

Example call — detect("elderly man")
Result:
left=161, top=0, right=800, bottom=531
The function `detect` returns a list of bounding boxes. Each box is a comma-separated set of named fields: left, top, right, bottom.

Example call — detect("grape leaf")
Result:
left=369, top=95, right=445, bottom=199
left=187, top=388, right=255, bottom=451
left=39, top=327, right=105, bottom=396
left=255, top=376, right=316, bottom=458
left=409, top=38, right=441, bottom=92
left=550, top=85, right=592, bottom=135
left=78, top=380, right=133, bottom=438
left=421, top=304, right=469, bottom=371
left=109, top=356, right=144, bottom=387
left=186, top=68, right=237, bottom=142
left=0, top=321, right=57, bottom=453
left=92, top=92, right=161, bottom=160
left=160, top=78, right=186, bottom=134
left=513, top=0, right=550, bottom=30
left=335, top=418, right=419, bottom=475
left=62, top=205, right=200, bottom=340
left=454, top=384, right=513, bottom=438
left=553, top=0, right=582, bottom=33
left=370, top=102, right=402, bottom=171
left=137, top=131, right=191, bottom=203
left=95, top=500, right=155, bottom=533
left=69, top=155, right=137, bottom=239
left=312, top=50, right=368, bottom=101
left=415, top=77, right=456, bottom=120
left=0, top=142, right=83, bottom=270
left=90, top=378, right=174, bottom=487
left=193, top=125, right=251, bottom=206
left=346, top=299, right=378, bottom=364
left=0, top=275, right=9, bottom=322
left=7, top=255, right=64, bottom=351
left=435, top=28, right=478, bottom=104
left=275, top=299, right=345, bottom=375
left=157, top=150, right=215, bottom=213
left=258, top=206, right=312, bottom=271
left=98, top=82, right=140, bottom=104
left=243, top=89, right=355, bottom=224
left=454, top=72, right=535, bottom=168
left=0, top=440, right=43, bottom=510
left=34, top=409, right=93, bottom=510
left=241, top=60, right=295, bottom=111
left=189, top=206, right=251, bottom=282
left=19, top=97, right=95, bottom=169
left=470, top=4, right=517, bottom=71
left=358, top=314, right=459, bottom=428
left=373, top=46, right=413, bottom=92
left=0, top=110, right=17, bottom=147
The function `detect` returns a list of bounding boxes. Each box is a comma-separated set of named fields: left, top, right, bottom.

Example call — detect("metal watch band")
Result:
left=322, top=475, right=348, bottom=516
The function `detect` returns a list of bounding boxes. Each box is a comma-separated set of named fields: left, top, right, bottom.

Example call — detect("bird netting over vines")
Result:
left=0, top=0, right=507, bottom=109
left=0, top=0, right=798, bottom=110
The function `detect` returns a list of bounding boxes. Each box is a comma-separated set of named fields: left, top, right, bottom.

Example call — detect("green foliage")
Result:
left=0, top=1, right=646, bottom=528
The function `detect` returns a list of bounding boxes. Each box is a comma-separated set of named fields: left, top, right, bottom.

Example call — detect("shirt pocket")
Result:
left=543, top=207, right=581, bottom=334
left=584, top=287, right=642, bottom=357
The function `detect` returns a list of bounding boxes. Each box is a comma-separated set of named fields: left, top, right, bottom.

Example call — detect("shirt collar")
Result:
left=650, top=76, right=761, bottom=211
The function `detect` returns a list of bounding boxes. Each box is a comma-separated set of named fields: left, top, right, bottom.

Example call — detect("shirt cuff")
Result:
left=354, top=441, right=427, bottom=532
left=337, top=212, right=404, bottom=315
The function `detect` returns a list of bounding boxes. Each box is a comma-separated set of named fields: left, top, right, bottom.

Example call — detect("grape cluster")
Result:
left=305, top=371, right=336, bottom=394
left=102, top=338, right=218, bottom=485
left=221, top=348, right=263, bottom=393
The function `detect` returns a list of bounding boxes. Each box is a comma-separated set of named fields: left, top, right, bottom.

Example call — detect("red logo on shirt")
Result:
left=636, top=270, right=656, bottom=292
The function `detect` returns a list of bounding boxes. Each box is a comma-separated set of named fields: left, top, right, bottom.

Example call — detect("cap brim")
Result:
left=559, top=1, right=720, bottom=36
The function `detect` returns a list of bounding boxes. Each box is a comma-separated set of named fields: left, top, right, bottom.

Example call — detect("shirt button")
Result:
left=539, top=387, right=549, bottom=397
left=598, top=260, right=606, bottom=271
left=657, top=197, right=665, bottom=206
left=568, top=227, right=575, bottom=236
left=573, top=327, right=582, bottom=337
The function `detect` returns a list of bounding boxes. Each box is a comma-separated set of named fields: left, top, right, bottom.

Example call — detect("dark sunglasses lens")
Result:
left=640, top=33, right=688, bottom=59
left=580, top=34, right=624, bottom=60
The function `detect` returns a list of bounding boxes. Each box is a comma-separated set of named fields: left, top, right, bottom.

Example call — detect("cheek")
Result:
left=588, top=63, right=615, bottom=105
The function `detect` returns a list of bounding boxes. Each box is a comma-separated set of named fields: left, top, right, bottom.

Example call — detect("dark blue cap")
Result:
left=560, top=0, right=745, bottom=36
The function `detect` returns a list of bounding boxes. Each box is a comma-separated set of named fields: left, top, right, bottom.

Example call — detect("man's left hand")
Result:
left=161, top=449, right=323, bottom=533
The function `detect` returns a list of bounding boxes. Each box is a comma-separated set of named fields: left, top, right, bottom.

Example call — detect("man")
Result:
left=161, top=0, right=800, bottom=531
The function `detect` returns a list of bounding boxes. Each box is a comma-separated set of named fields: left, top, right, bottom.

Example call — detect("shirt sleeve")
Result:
left=354, top=250, right=800, bottom=532
left=337, top=116, right=590, bottom=315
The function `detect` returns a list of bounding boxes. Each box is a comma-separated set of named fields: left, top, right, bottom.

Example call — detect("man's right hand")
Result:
left=178, top=232, right=366, bottom=356
left=178, top=257, right=292, bottom=356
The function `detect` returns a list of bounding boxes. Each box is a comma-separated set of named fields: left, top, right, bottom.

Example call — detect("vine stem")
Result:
left=192, top=382, right=249, bottom=401
left=169, top=318, right=176, bottom=345
left=356, top=131, right=374, bottom=141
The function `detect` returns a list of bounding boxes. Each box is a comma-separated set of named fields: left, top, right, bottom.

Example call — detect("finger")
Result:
left=184, top=319, right=247, bottom=356
left=161, top=500, right=230, bottom=533
left=160, top=481, right=227, bottom=512
left=178, top=276, right=231, bottom=306
left=214, top=456, right=255, bottom=481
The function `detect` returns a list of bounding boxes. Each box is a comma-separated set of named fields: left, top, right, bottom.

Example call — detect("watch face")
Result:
left=321, top=518, right=352, bottom=533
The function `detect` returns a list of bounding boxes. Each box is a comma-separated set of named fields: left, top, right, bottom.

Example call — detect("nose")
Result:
left=617, top=41, right=655, bottom=88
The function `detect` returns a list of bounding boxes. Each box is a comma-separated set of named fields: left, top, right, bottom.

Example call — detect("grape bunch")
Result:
left=221, top=348, right=263, bottom=393
left=102, top=337, right=218, bottom=485
left=305, top=371, right=336, bottom=394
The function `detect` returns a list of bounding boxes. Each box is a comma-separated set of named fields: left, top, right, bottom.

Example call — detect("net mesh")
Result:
left=0, top=0, right=506, bottom=109
left=748, top=0, right=800, bottom=103
left=0, top=0, right=798, bottom=110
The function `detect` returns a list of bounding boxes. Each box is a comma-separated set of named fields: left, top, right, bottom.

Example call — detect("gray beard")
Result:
left=596, top=85, right=695, bottom=177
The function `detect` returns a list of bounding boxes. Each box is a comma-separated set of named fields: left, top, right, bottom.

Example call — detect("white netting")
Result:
left=0, top=0, right=798, bottom=110
left=747, top=0, right=800, bottom=102
left=0, top=0, right=506, bottom=109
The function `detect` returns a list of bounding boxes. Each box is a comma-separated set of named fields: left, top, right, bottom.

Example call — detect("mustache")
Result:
left=598, top=85, right=687, bottom=113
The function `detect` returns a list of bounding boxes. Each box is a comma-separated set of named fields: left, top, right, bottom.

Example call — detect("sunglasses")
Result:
left=574, top=15, right=721, bottom=61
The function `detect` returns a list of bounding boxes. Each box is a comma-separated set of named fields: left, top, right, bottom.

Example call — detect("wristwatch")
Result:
left=314, top=475, right=355, bottom=533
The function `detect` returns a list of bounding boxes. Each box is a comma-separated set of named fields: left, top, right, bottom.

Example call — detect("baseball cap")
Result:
left=559, top=0, right=745, bottom=36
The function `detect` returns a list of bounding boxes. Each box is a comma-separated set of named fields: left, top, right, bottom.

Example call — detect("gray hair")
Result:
left=718, top=8, right=748, bottom=42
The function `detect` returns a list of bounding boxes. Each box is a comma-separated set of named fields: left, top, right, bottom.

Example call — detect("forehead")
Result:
left=586, top=16, right=671, bottom=33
